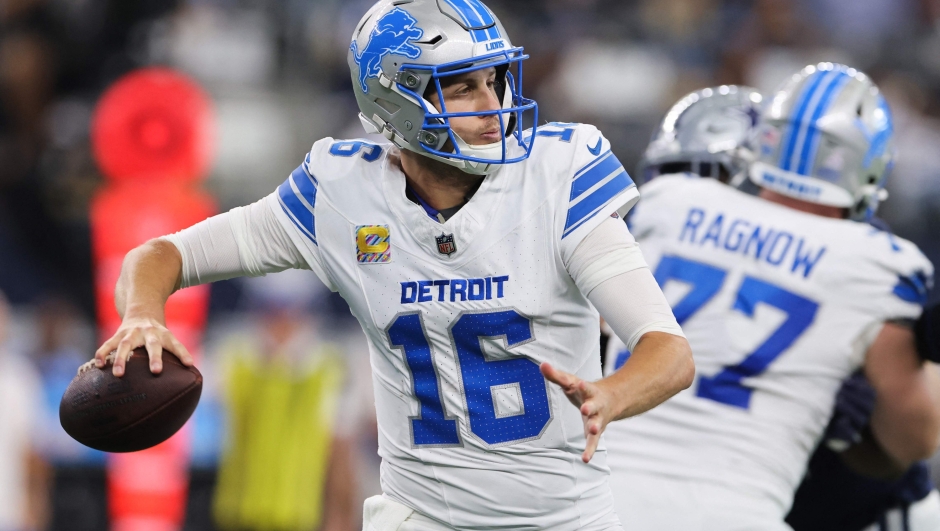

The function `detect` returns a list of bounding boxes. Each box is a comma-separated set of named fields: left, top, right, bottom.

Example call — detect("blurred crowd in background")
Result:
left=3, top=0, right=940, bottom=529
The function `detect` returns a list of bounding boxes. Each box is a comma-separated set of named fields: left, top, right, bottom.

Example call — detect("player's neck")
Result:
left=758, top=188, right=846, bottom=219
left=399, top=149, right=485, bottom=211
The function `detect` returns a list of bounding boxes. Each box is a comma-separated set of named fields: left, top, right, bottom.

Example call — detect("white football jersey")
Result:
left=271, top=123, right=638, bottom=530
left=604, top=175, right=933, bottom=517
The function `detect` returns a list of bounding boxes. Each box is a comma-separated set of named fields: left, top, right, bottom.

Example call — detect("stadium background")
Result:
left=2, top=0, right=940, bottom=529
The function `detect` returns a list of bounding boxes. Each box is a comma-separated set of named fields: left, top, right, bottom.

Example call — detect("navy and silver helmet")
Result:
left=639, top=85, right=763, bottom=185
left=348, top=0, right=538, bottom=175
left=751, top=63, right=894, bottom=220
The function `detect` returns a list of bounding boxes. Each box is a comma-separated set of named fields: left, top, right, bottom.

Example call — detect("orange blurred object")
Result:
left=92, top=67, right=214, bottom=183
left=91, top=181, right=216, bottom=337
left=90, top=67, right=217, bottom=531
left=107, top=433, right=192, bottom=531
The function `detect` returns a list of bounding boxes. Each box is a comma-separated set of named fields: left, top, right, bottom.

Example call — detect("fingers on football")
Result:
left=144, top=333, right=163, bottom=374
left=95, top=335, right=120, bottom=368
left=160, top=332, right=193, bottom=367
left=113, top=330, right=144, bottom=377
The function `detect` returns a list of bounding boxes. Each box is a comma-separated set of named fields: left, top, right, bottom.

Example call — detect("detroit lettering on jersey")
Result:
left=401, top=275, right=509, bottom=304
left=679, top=207, right=827, bottom=278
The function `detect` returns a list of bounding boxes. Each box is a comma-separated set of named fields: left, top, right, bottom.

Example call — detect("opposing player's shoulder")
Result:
left=305, top=136, right=392, bottom=184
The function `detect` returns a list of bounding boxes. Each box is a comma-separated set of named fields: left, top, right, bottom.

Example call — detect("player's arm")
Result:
left=96, top=238, right=191, bottom=376
left=864, top=321, right=940, bottom=466
left=95, top=194, right=310, bottom=376
left=541, top=217, right=694, bottom=462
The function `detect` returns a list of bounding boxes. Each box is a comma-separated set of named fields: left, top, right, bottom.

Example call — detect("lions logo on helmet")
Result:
left=350, top=8, right=424, bottom=94
left=751, top=63, right=894, bottom=220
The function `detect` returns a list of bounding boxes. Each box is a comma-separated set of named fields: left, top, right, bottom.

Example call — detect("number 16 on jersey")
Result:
left=387, top=309, right=553, bottom=447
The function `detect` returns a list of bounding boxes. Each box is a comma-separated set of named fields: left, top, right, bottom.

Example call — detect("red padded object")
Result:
left=59, top=348, right=202, bottom=453
left=92, top=68, right=214, bottom=183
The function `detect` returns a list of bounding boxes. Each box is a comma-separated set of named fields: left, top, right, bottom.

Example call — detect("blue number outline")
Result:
left=386, top=311, right=462, bottom=448
left=386, top=308, right=553, bottom=448
left=653, top=255, right=727, bottom=325
left=329, top=140, right=383, bottom=162
left=448, top=307, right=552, bottom=447
left=536, top=122, right=576, bottom=142
left=697, top=276, right=819, bottom=409
left=653, top=254, right=820, bottom=410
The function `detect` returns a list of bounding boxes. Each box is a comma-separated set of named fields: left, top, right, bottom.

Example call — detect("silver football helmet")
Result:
left=751, top=63, right=894, bottom=220
left=639, top=85, right=763, bottom=185
left=348, top=0, right=538, bottom=175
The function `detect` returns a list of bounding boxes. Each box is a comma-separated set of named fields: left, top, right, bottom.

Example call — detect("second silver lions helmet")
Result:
left=348, top=0, right=538, bottom=175
left=752, top=63, right=894, bottom=220
left=639, top=85, right=763, bottom=184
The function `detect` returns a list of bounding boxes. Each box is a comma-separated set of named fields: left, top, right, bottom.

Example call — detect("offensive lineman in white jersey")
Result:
left=92, top=1, right=694, bottom=529
left=604, top=65, right=940, bottom=530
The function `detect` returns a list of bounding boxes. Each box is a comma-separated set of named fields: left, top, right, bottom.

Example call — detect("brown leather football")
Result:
left=59, top=348, right=202, bottom=453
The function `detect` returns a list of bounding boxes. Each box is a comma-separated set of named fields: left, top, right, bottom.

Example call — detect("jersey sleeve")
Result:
left=871, top=238, right=934, bottom=321
left=269, top=139, right=339, bottom=291
left=834, top=232, right=935, bottom=324
left=555, top=124, right=640, bottom=263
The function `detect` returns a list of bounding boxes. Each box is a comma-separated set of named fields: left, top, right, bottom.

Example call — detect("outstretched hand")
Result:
left=540, top=362, right=620, bottom=463
left=94, top=317, right=193, bottom=377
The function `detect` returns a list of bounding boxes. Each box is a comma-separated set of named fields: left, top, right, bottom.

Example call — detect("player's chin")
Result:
left=472, top=131, right=503, bottom=145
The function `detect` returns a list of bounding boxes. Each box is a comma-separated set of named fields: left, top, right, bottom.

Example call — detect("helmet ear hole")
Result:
left=868, top=175, right=877, bottom=185
left=857, top=105, right=864, bottom=117
left=375, top=98, right=401, bottom=115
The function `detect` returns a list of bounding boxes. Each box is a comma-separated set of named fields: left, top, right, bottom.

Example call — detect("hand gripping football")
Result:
left=59, top=348, right=202, bottom=452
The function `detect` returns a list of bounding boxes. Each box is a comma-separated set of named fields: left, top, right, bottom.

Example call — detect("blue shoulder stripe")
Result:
left=302, top=153, right=319, bottom=185
left=277, top=165, right=318, bottom=244
left=570, top=151, right=621, bottom=201
left=291, top=165, right=318, bottom=201
left=563, top=170, right=634, bottom=238
left=893, top=272, right=929, bottom=306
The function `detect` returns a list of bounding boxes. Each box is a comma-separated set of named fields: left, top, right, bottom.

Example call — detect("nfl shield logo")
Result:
left=436, top=233, right=456, bottom=256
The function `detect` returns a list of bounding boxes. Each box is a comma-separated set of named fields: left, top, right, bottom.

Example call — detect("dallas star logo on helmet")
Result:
left=350, top=8, right=424, bottom=94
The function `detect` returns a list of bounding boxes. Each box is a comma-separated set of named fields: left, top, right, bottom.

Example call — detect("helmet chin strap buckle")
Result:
left=360, top=113, right=382, bottom=134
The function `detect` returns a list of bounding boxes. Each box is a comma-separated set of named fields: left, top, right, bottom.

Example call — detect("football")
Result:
left=59, top=347, right=202, bottom=453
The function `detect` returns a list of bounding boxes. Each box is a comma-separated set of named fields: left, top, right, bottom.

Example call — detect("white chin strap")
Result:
left=431, top=133, right=507, bottom=175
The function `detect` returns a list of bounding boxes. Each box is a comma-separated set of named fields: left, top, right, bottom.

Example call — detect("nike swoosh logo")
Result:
left=587, top=137, right=602, bottom=156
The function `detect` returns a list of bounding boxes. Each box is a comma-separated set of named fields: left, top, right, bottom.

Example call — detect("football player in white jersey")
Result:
left=603, top=64, right=940, bottom=531
left=91, top=1, right=694, bottom=529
